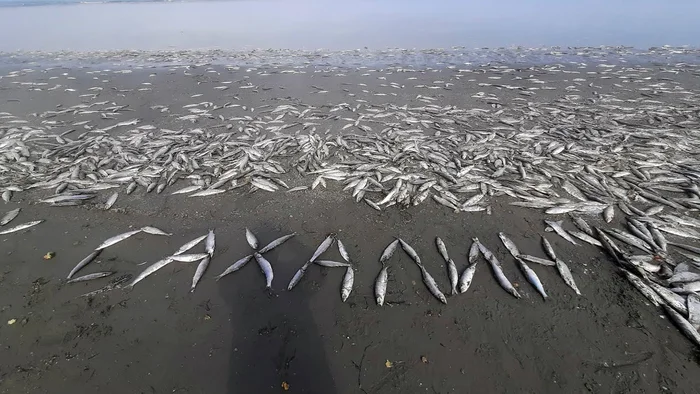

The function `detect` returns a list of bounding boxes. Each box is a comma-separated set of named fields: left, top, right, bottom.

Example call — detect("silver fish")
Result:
left=0, top=220, right=43, bottom=235
left=310, top=234, right=335, bottom=263
left=603, top=205, right=614, bottom=223
left=671, top=282, right=700, bottom=294
left=258, top=233, right=296, bottom=254
left=189, top=189, right=225, bottom=197
left=419, top=264, right=447, bottom=304
left=129, top=256, right=175, bottom=287
left=173, top=234, right=207, bottom=255
left=458, top=261, right=477, bottom=294
left=375, top=265, right=389, bottom=306
left=688, top=294, right=700, bottom=330
left=436, top=237, right=450, bottom=262
left=468, top=240, right=480, bottom=264
left=544, top=220, right=578, bottom=245
left=517, top=258, right=548, bottom=299
left=67, top=250, right=101, bottom=279
left=67, top=271, right=114, bottom=283
left=399, top=238, right=421, bottom=265
left=541, top=236, right=558, bottom=261
left=475, top=238, right=521, bottom=299
left=288, top=261, right=311, bottom=290
left=519, top=254, right=556, bottom=266
left=172, top=253, right=209, bottom=263
left=315, top=260, right=351, bottom=268
left=337, top=239, right=351, bottom=263
left=447, top=258, right=458, bottom=295
left=190, top=255, right=211, bottom=292
left=95, top=229, right=141, bottom=250
left=569, top=230, right=603, bottom=247
left=380, top=239, right=399, bottom=263
left=341, top=266, right=354, bottom=302
left=254, top=253, right=274, bottom=288
left=570, top=215, right=593, bottom=236
left=0, top=208, right=20, bottom=226
left=216, top=254, right=252, bottom=280
left=621, top=269, right=661, bottom=306
left=171, top=185, right=201, bottom=195
left=648, top=281, right=688, bottom=315
left=245, top=228, right=259, bottom=249
left=205, top=229, right=215, bottom=256
left=663, top=305, right=700, bottom=348
left=141, top=226, right=172, bottom=236
left=555, top=258, right=581, bottom=295
left=498, top=233, right=521, bottom=259
left=104, top=192, right=118, bottom=210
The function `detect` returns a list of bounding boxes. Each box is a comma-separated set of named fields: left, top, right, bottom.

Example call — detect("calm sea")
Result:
left=0, top=0, right=698, bottom=53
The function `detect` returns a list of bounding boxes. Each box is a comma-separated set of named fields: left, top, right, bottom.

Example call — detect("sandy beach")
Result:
left=1, top=51, right=700, bottom=394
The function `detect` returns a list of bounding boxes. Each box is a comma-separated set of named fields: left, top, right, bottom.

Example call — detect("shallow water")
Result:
left=1, top=0, right=699, bottom=52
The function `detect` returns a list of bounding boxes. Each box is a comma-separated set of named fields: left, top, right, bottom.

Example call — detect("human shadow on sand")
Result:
left=219, top=226, right=337, bottom=394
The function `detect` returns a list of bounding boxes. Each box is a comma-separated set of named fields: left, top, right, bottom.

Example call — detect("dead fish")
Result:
left=620, top=269, right=661, bottom=306
left=205, top=229, right=215, bottom=256
left=519, top=254, right=556, bottom=266
left=544, top=220, right=578, bottom=245
left=310, top=234, right=335, bottom=263
left=128, top=256, right=175, bottom=287
left=216, top=254, right=253, bottom=280
left=141, top=226, right=172, bottom=236
left=67, top=250, right=102, bottom=279
left=570, top=214, right=593, bottom=236
left=2, top=190, right=11, bottom=203
left=555, top=258, right=581, bottom=295
left=399, top=238, right=421, bottom=265
left=258, top=233, right=296, bottom=254
left=419, top=264, right=447, bottom=304
left=245, top=228, right=259, bottom=249
left=519, top=257, right=549, bottom=299
left=569, top=230, right=603, bottom=247
left=446, top=258, right=458, bottom=295
left=188, top=189, right=225, bottom=197
left=0, top=208, right=20, bottom=226
left=0, top=219, right=43, bottom=235
left=95, top=229, right=141, bottom=250
left=541, top=236, right=558, bottom=261
left=648, top=281, right=688, bottom=315
left=375, top=264, right=389, bottom=306
left=337, top=239, right=351, bottom=263
left=172, top=253, right=209, bottom=263
left=663, top=304, right=700, bottom=348
left=173, top=234, right=207, bottom=255
left=190, top=255, right=211, bottom=292
left=498, top=233, right=521, bottom=259
left=458, top=240, right=480, bottom=294
left=104, top=192, right=118, bottom=210
left=603, top=205, right=614, bottom=223
left=475, top=238, right=520, bottom=298
left=254, top=253, right=274, bottom=288
left=436, top=237, right=450, bottom=262
left=316, top=260, right=351, bottom=268
left=688, top=294, right=700, bottom=330
left=341, top=266, right=354, bottom=302
left=380, top=239, right=399, bottom=263
left=288, top=261, right=311, bottom=290
left=171, top=185, right=202, bottom=195
left=67, top=271, right=114, bottom=283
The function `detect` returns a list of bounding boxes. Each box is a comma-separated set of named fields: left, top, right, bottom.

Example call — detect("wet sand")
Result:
left=1, top=58, right=700, bottom=394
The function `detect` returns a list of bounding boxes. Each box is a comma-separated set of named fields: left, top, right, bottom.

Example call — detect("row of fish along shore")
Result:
left=2, top=47, right=700, bottom=393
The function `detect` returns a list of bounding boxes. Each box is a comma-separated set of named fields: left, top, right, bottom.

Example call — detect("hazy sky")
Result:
left=0, top=0, right=698, bottom=51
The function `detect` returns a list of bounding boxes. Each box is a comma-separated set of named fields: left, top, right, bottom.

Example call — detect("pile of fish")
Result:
left=1, top=56, right=700, bottom=348
left=0, top=62, right=699, bottom=226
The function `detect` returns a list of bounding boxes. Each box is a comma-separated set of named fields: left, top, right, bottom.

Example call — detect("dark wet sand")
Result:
left=1, top=60, right=700, bottom=394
